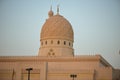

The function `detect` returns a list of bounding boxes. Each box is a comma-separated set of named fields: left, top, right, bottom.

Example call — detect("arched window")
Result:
left=57, top=40, right=60, bottom=44
left=45, top=41, right=47, bottom=45
left=69, top=42, right=70, bottom=46
left=64, top=41, right=66, bottom=45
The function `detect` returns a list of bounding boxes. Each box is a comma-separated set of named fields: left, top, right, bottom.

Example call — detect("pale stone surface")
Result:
left=0, top=55, right=120, bottom=80
left=40, top=15, right=73, bottom=41
left=38, top=9, right=74, bottom=57
left=0, top=8, right=120, bottom=80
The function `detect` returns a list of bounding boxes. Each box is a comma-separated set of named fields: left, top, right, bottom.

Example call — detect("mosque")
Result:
left=0, top=7, right=120, bottom=80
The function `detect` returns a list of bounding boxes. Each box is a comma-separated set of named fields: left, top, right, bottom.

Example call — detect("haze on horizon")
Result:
left=0, top=0, right=120, bottom=68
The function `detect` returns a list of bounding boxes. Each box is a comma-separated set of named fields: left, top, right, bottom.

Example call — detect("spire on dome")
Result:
left=57, top=5, right=59, bottom=15
left=48, top=5, right=54, bottom=17
left=50, top=5, right=52, bottom=11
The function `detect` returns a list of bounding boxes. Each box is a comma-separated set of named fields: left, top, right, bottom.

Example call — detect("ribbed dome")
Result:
left=41, top=14, right=74, bottom=41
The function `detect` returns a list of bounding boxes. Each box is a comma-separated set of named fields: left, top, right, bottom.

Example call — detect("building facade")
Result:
left=0, top=7, right=120, bottom=80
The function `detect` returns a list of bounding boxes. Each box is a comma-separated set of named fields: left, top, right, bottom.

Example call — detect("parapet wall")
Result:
left=96, top=67, right=112, bottom=80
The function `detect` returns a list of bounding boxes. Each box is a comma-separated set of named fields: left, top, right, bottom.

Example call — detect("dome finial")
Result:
left=48, top=5, right=54, bottom=17
left=57, top=5, right=59, bottom=15
left=50, top=5, right=52, bottom=11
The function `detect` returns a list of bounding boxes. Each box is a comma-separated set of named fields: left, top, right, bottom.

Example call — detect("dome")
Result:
left=39, top=7, right=74, bottom=57
left=41, top=14, right=74, bottom=41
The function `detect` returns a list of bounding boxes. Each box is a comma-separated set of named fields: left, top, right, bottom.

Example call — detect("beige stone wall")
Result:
left=22, top=69, right=40, bottom=80
left=39, top=47, right=74, bottom=57
left=47, top=69, right=94, bottom=80
left=112, top=69, right=120, bottom=80
left=47, top=62, right=96, bottom=80
left=0, top=56, right=119, bottom=80
left=95, top=67, right=112, bottom=80
left=0, top=69, right=13, bottom=80
left=48, top=61, right=99, bottom=70
left=0, top=61, right=47, bottom=80
left=39, top=39, right=74, bottom=57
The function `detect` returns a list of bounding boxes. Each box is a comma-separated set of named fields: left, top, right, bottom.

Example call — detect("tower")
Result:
left=38, top=6, right=74, bottom=57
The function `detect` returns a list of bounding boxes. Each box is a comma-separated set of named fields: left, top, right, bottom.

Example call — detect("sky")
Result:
left=0, top=0, right=120, bottom=68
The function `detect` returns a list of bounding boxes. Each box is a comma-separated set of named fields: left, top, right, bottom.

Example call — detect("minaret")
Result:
left=38, top=6, right=74, bottom=57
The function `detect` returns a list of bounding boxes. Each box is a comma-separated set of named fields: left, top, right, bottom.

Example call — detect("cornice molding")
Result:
left=0, top=55, right=100, bottom=62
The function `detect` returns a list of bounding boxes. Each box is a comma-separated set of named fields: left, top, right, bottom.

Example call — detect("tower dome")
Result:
left=41, top=15, right=74, bottom=41
left=38, top=7, right=74, bottom=57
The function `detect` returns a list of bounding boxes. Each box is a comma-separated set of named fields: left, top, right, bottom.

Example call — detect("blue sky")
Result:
left=0, top=0, right=120, bottom=68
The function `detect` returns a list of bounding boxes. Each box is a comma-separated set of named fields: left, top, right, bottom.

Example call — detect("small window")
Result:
left=45, top=41, right=47, bottom=45
left=64, top=41, right=66, bottom=45
left=69, top=42, right=70, bottom=46
left=57, top=40, right=60, bottom=44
